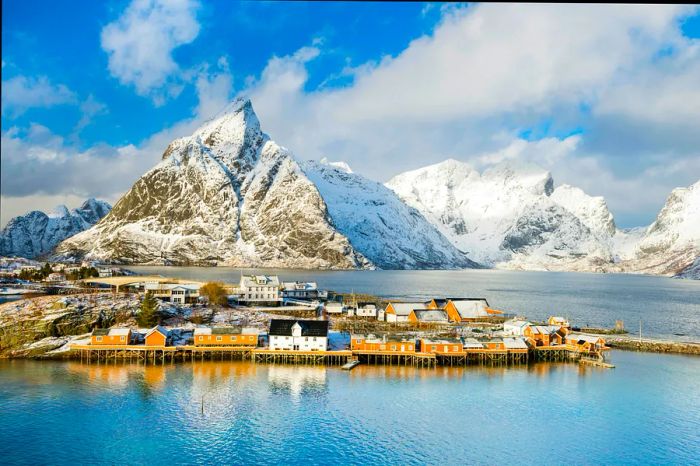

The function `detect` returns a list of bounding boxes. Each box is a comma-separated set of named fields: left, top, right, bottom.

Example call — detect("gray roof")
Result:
left=412, top=309, right=449, bottom=322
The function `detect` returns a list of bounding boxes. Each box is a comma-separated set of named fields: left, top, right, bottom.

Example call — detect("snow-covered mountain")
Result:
left=386, top=159, right=699, bottom=276
left=54, top=99, right=473, bottom=269
left=616, top=180, right=700, bottom=276
left=0, top=199, right=111, bottom=259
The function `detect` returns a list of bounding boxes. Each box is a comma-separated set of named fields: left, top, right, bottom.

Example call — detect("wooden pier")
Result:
left=70, top=344, right=606, bottom=369
left=353, top=351, right=437, bottom=368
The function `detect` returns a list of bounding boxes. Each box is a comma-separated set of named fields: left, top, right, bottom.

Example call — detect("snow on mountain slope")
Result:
left=54, top=99, right=472, bottom=269
left=387, top=159, right=699, bottom=276
left=0, top=199, right=111, bottom=259
left=301, top=160, right=478, bottom=269
left=386, top=159, right=614, bottom=268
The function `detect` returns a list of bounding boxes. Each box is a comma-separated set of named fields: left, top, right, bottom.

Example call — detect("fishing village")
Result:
left=0, top=259, right=627, bottom=370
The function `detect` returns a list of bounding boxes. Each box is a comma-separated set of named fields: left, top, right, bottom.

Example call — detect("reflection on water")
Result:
left=267, top=365, right=327, bottom=402
left=1, top=353, right=699, bottom=465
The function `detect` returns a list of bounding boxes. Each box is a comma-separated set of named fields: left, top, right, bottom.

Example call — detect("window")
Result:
left=96, top=336, right=103, bottom=342
left=120, top=336, right=125, bottom=341
left=198, top=336, right=203, bottom=341
left=216, top=336, right=222, bottom=341
left=231, top=336, right=237, bottom=341
left=432, top=345, right=437, bottom=351
left=391, top=345, right=397, bottom=351
left=249, top=336, right=254, bottom=341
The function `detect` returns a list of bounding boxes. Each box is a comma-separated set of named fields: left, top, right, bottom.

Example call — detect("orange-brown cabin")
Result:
left=482, top=338, right=506, bottom=350
left=193, top=326, right=259, bottom=346
left=524, top=325, right=564, bottom=347
left=91, top=328, right=131, bottom=345
left=565, top=333, right=608, bottom=353
left=351, top=334, right=415, bottom=353
left=419, top=338, right=463, bottom=354
left=145, top=326, right=170, bottom=347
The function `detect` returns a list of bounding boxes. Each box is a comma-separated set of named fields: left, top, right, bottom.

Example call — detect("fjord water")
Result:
left=1, top=352, right=699, bottom=465
left=129, top=267, right=700, bottom=339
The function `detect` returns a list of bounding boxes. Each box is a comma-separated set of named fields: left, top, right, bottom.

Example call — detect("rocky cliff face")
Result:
left=387, top=159, right=699, bottom=276
left=54, top=99, right=472, bottom=269
left=0, top=199, right=111, bottom=259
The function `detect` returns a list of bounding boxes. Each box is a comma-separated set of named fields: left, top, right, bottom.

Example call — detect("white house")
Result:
left=325, top=301, right=344, bottom=314
left=239, top=275, right=281, bottom=304
left=355, top=302, right=378, bottom=318
left=281, top=281, right=323, bottom=300
left=98, top=268, right=113, bottom=278
left=268, top=319, right=329, bottom=351
left=144, top=282, right=201, bottom=304
left=384, top=302, right=425, bottom=322
left=503, top=319, right=531, bottom=336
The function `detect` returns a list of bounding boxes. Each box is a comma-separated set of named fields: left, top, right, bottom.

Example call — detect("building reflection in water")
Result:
left=267, top=365, right=327, bottom=402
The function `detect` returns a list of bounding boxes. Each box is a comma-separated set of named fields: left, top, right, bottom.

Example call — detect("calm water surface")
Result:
left=129, top=267, right=700, bottom=339
left=1, top=352, right=699, bottom=465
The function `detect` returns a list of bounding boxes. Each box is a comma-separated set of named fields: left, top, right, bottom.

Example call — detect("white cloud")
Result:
left=1, top=75, right=77, bottom=116
left=240, top=4, right=700, bottom=226
left=100, top=0, right=201, bottom=103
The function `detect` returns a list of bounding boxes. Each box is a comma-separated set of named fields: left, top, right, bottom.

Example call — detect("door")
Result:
left=400, top=345, right=405, bottom=352
left=293, top=345, right=299, bottom=350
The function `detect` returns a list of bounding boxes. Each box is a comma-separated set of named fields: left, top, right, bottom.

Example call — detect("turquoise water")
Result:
left=1, top=351, right=699, bottom=465
left=128, top=267, right=700, bottom=340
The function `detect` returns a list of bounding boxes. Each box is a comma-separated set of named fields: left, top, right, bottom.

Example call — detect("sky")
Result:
left=2, top=1, right=699, bottom=229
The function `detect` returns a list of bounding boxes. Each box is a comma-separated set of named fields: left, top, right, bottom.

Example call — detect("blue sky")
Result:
left=2, top=2, right=700, bottom=228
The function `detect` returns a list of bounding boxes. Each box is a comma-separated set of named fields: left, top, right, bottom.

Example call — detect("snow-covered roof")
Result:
left=503, top=337, right=529, bottom=349
left=450, top=299, right=490, bottom=318
left=462, top=338, right=483, bottom=349
left=529, top=325, right=560, bottom=335
left=567, top=333, right=603, bottom=344
left=193, top=327, right=212, bottom=335
left=412, top=309, right=449, bottom=322
left=241, top=275, right=280, bottom=287
left=281, top=281, right=317, bottom=291
left=108, top=328, right=131, bottom=337
left=386, top=302, right=426, bottom=316
left=146, top=326, right=169, bottom=337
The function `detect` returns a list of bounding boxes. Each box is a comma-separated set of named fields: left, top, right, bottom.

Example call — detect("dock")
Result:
left=69, top=344, right=607, bottom=368
left=341, top=360, right=360, bottom=370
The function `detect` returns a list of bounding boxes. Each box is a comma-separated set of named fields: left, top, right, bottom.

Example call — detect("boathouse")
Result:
left=351, top=334, right=415, bottom=352
left=444, top=298, right=496, bottom=322
left=419, top=338, right=463, bottom=354
left=503, top=337, right=529, bottom=352
left=145, top=326, right=170, bottom=347
left=268, top=319, right=329, bottom=351
left=482, top=338, right=506, bottom=350
left=524, top=325, right=563, bottom=347
left=193, top=327, right=259, bottom=346
left=462, top=338, right=484, bottom=350
left=408, top=309, right=450, bottom=325
left=565, top=334, right=608, bottom=353
left=91, top=328, right=131, bottom=346
left=384, top=302, right=425, bottom=323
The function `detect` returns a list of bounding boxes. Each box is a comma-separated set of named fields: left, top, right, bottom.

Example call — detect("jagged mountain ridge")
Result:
left=0, top=199, right=112, bottom=259
left=54, top=99, right=473, bottom=269
left=386, top=159, right=699, bottom=276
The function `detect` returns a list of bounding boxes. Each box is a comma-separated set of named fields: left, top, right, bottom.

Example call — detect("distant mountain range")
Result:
left=0, top=199, right=111, bottom=259
left=386, top=160, right=699, bottom=277
left=2, top=98, right=697, bottom=277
